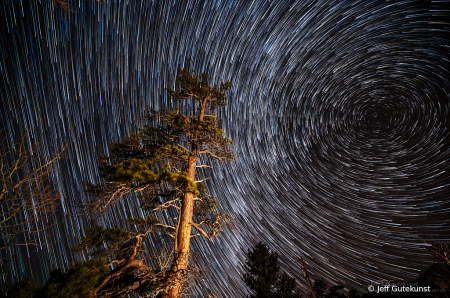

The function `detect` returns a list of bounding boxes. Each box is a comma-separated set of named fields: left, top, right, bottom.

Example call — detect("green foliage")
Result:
left=43, top=259, right=109, bottom=298
left=72, top=226, right=130, bottom=253
left=113, top=160, right=199, bottom=196
left=89, top=70, right=234, bottom=221
left=128, top=214, right=159, bottom=226
left=167, top=110, right=191, bottom=126
left=243, top=242, right=299, bottom=298
left=193, top=183, right=218, bottom=218
left=0, top=278, right=44, bottom=298
left=166, top=68, right=231, bottom=111
left=151, top=144, right=189, bottom=164
left=195, top=195, right=218, bottom=218
left=75, top=69, right=234, bottom=296
left=116, top=238, right=146, bottom=260
left=1, top=260, right=110, bottom=298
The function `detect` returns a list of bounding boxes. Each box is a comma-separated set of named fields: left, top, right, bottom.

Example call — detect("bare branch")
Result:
left=198, top=149, right=223, bottom=161
left=191, top=222, right=214, bottom=240
left=176, top=144, right=191, bottom=153
left=154, top=223, right=177, bottom=231
left=153, top=198, right=181, bottom=211
left=194, top=178, right=210, bottom=184
left=107, top=259, right=125, bottom=267
left=0, top=132, right=66, bottom=251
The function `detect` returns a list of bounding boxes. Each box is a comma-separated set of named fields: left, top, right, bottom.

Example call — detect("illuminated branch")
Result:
left=153, top=198, right=181, bottom=211
left=194, top=178, right=210, bottom=183
left=176, top=144, right=191, bottom=153
left=191, top=222, right=215, bottom=240
left=198, top=149, right=223, bottom=161
left=78, top=69, right=233, bottom=298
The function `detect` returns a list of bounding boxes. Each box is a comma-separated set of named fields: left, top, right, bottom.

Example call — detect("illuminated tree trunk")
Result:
left=165, top=110, right=204, bottom=298
left=78, top=70, right=232, bottom=298
left=165, top=153, right=197, bottom=298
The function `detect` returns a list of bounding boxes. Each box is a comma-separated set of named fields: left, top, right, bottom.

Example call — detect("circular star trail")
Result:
left=0, top=0, right=449, bottom=296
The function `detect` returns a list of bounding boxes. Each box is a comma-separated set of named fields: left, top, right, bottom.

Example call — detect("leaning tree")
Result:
left=75, top=69, right=234, bottom=297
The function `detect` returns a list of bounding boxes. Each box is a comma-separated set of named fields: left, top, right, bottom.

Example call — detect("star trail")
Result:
left=0, top=0, right=449, bottom=296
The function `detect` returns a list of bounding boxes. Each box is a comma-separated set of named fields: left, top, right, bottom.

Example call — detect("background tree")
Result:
left=0, top=132, right=64, bottom=257
left=309, top=280, right=346, bottom=298
left=243, top=242, right=299, bottom=298
left=0, top=259, right=109, bottom=298
left=0, top=277, right=43, bottom=298
left=75, top=68, right=233, bottom=297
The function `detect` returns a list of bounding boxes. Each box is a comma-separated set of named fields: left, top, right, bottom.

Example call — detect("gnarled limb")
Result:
left=198, top=149, right=223, bottom=161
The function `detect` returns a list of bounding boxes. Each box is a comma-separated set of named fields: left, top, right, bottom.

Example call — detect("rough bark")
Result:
left=165, top=109, right=203, bottom=297
left=162, top=157, right=196, bottom=297
left=199, top=100, right=206, bottom=122
left=85, top=71, right=232, bottom=297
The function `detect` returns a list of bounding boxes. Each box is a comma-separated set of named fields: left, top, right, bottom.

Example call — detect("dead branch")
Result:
left=0, top=132, right=66, bottom=252
left=190, top=212, right=232, bottom=241
left=194, top=178, right=210, bottom=183
left=198, top=149, right=223, bottom=161
left=153, top=198, right=181, bottom=211
left=196, top=165, right=212, bottom=168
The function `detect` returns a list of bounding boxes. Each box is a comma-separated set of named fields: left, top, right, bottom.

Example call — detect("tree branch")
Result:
left=194, top=178, right=210, bottom=183
left=153, top=198, right=181, bottom=211
left=190, top=222, right=216, bottom=240
left=154, top=223, right=177, bottom=231
left=198, top=149, right=223, bottom=161
left=176, top=144, right=190, bottom=153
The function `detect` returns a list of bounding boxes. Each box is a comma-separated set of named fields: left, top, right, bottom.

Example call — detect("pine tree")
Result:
left=243, top=242, right=299, bottom=298
left=76, top=68, right=234, bottom=297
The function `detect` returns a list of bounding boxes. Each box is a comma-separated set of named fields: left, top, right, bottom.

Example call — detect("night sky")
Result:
left=1, top=0, right=449, bottom=297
